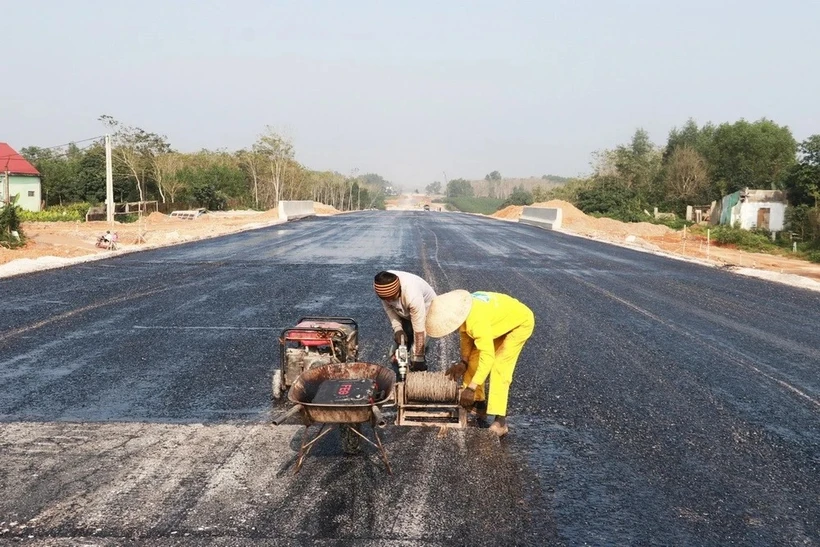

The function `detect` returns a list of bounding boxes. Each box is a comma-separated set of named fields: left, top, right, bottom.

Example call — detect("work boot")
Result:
left=489, top=417, right=508, bottom=438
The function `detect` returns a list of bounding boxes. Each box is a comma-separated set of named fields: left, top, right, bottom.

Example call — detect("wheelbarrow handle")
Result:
left=272, top=404, right=303, bottom=425
left=372, top=405, right=387, bottom=429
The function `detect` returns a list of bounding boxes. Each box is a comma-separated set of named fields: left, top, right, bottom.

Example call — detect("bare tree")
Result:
left=255, top=128, right=295, bottom=207
left=238, top=149, right=264, bottom=208
left=665, top=144, right=709, bottom=202
left=100, top=115, right=169, bottom=204
left=152, top=152, right=185, bottom=203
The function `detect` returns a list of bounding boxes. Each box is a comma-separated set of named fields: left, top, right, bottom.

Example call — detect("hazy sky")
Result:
left=3, top=0, right=819, bottom=189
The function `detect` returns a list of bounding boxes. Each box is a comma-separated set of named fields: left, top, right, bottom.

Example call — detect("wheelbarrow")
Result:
left=271, top=362, right=396, bottom=474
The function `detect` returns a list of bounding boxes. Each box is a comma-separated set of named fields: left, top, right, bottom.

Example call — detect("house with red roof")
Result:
left=0, top=142, right=42, bottom=212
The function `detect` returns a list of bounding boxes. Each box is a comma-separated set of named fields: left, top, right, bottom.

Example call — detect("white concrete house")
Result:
left=711, top=188, right=788, bottom=231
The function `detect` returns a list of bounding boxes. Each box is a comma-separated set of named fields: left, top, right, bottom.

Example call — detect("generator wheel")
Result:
left=271, top=368, right=284, bottom=400
left=340, top=424, right=362, bottom=455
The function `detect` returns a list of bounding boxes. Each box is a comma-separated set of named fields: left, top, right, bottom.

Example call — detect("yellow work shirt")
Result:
left=459, top=291, right=533, bottom=386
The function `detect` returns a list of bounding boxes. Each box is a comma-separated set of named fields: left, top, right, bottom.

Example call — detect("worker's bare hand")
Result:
left=445, top=361, right=467, bottom=381
left=459, top=387, right=475, bottom=408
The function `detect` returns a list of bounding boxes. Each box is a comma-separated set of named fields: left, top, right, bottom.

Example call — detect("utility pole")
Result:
left=105, top=135, right=114, bottom=223
left=2, top=154, right=11, bottom=206
left=3, top=168, right=9, bottom=206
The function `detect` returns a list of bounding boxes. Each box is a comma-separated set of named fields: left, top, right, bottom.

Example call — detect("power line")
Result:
left=0, top=137, right=106, bottom=163
left=19, top=135, right=105, bottom=150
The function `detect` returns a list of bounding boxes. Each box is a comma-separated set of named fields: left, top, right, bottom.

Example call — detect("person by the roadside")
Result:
left=373, top=270, right=437, bottom=371
left=425, top=289, right=535, bottom=437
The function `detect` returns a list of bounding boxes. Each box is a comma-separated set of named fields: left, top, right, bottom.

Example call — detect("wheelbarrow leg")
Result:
left=295, top=424, right=334, bottom=474
left=344, top=422, right=393, bottom=475
left=372, top=426, right=392, bottom=475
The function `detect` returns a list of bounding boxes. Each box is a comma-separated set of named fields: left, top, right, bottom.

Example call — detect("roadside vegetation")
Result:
left=439, top=197, right=506, bottom=215
left=429, top=117, right=820, bottom=262
left=0, top=196, right=25, bottom=249
left=19, top=116, right=394, bottom=219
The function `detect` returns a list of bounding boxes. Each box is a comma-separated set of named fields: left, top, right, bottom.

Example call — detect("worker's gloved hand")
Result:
left=410, top=355, right=427, bottom=372
left=393, top=331, right=405, bottom=346
left=445, top=361, right=467, bottom=381
left=459, top=387, right=475, bottom=408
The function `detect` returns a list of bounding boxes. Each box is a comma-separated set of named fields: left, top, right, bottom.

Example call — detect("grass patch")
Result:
left=445, top=197, right=506, bottom=215
left=707, top=225, right=777, bottom=252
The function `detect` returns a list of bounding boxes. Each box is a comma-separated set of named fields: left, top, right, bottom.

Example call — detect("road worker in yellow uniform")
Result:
left=425, top=290, right=535, bottom=437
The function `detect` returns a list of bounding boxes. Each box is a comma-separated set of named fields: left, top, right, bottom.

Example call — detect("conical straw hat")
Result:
left=425, top=290, right=472, bottom=338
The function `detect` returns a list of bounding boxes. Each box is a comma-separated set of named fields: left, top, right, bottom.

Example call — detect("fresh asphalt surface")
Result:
left=0, top=211, right=818, bottom=546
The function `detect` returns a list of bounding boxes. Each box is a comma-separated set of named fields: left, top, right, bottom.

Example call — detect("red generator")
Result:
left=272, top=317, right=359, bottom=400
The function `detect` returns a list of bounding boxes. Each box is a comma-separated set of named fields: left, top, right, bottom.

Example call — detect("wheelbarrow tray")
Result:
left=288, top=362, right=396, bottom=424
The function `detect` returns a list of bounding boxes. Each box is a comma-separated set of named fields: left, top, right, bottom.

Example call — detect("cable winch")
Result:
left=387, top=340, right=467, bottom=428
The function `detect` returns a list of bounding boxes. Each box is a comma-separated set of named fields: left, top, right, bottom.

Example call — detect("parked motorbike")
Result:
left=96, top=232, right=118, bottom=250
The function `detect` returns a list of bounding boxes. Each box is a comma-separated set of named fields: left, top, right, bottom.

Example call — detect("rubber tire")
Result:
left=340, top=424, right=362, bottom=455
left=271, top=369, right=283, bottom=400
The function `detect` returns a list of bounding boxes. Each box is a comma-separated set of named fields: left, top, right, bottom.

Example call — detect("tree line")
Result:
left=425, top=173, right=565, bottom=201
left=20, top=116, right=392, bottom=213
left=435, top=117, right=819, bottom=243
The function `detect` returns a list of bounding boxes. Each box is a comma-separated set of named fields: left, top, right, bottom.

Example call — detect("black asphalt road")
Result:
left=1, top=211, right=818, bottom=546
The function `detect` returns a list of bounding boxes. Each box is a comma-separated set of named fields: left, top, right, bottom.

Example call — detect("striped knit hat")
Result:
left=374, top=272, right=401, bottom=299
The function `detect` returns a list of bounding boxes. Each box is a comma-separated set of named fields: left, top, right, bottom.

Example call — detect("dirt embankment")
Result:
left=492, top=200, right=820, bottom=283
left=0, top=203, right=339, bottom=270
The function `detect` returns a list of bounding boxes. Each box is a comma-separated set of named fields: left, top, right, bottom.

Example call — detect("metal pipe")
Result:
left=372, top=405, right=387, bottom=428
left=272, top=404, right=303, bottom=425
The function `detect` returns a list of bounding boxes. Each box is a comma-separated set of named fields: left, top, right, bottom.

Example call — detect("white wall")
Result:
left=277, top=200, right=315, bottom=221
left=519, top=206, right=563, bottom=230
left=738, top=202, right=787, bottom=231
left=3, top=175, right=42, bottom=212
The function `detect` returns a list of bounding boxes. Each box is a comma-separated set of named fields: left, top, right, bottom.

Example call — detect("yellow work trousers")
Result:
left=463, top=316, right=534, bottom=416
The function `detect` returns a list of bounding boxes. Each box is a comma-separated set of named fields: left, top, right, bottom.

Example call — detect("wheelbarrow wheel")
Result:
left=271, top=368, right=284, bottom=400
left=340, top=424, right=362, bottom=455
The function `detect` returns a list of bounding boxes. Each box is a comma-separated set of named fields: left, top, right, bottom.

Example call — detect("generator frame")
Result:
left=273, top=316, right=358, bottom=400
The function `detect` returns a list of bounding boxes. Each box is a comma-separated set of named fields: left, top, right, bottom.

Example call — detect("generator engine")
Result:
left=273, top=317, right=358, bottom=400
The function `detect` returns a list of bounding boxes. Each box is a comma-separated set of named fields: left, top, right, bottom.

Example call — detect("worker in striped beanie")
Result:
left=374, top=270, right=437, bottom=371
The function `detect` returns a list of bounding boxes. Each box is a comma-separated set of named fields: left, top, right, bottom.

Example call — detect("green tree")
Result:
left=576, top=176, right=643, bottom=221
left=446, top=178, right=474, bottom=198
left=21, top=147, right=80, bottom=205
left=709, top=118, right=797, bottom=193
left=784, top=204, right=818, bottom=242
left=613, top=128, right=663, bottom=196
left=485, top=170, right=502, bottom=198
left=0, top=195, right=24, bottom=248
left=425, top=181, right=442, bottom=195
left=502, top=185, right=533, bottom=206
left=75, top=144, right=109, bottom=203
left=799, top=134, right=820, bottom=166
left=541, top=174, right=571, bottom=183
left=781, top=135, right=820, bottom=233
left=664, top=118, right=716, bottom=162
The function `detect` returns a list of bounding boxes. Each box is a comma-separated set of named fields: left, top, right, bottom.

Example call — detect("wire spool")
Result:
left=405, top=371, right=459, bottom=403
